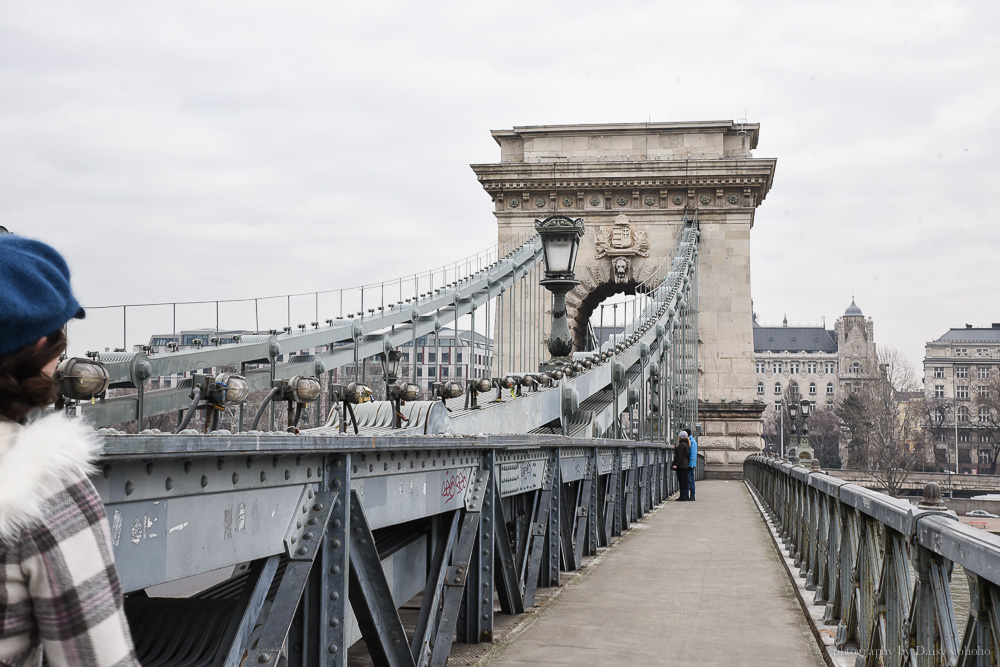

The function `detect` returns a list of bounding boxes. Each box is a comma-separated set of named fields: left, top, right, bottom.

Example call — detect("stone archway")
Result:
left=565, top=213, right=663, bottom=351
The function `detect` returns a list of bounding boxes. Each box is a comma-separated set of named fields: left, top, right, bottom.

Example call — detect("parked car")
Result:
left=965, top=510, right=999, bottom=518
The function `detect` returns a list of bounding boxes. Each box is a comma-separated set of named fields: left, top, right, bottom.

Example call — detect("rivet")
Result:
left=330, top=565, right=341, bottom=575
left=330, top=591, right=339, bottom=601
left=258, top=655, right=269, bottom=663
left=165, top=477, right=173, bottom=491
left=125, top=481, right=134, bottom=495
left=303, top=531, right=314, bottom=541
left=308, top=517, right=319, bottom=526
left=329, top=618, right=340, bottom=627
left=232, top=473, right=240, bottom=484
left=260, top=471, right=268, bottom=482
left=328, top=643, right=339, bottom=653
left=201, top=475, right=209, bottom=487
left=313, top=503, right=324, bottom=511
left=297, top=546, right=308, bottom=556
left=331, top=539, right=341, bottom=549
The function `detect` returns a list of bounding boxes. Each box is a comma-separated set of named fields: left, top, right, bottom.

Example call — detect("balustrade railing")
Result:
left=744, top=455, right=1000, bottom=666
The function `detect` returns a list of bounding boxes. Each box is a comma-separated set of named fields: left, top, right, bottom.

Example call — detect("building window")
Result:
left=809, top=382, right=817, bottom=395
left=457, top=353, right=463, bottom=363
left=427, top=367, right=436, bottom=377
left=417, top=352, right=423, bottom=363
left=980, top=450, right=992, bottom=466
left=441, top=352, right=450, bottom=364
left=934, top=367, right=944, bottom=379
left=959, top=433, right=970, bottom=443
left=402, top=353, right=410, bottom=363
left=851, top=362, right=861, bottom=374
left=456, top=367, right=463, bottom=377
left=774, top=382, right=782, bottom=395
left=826, top=383, right=834, bottom=395
left=756, top=362, right=766, bottom=374
left=441, top=367, right=448, bottom=378
left=790, top=361, right=800, bottom=374
left=957, top=348, right=969, bottom=356
left=935, top=385, right=945, bottom=398
left=807, top=362, right=817, bottom=374
left=417, top=367, right=423, bottom=377
left=978, top=386, right=989, bottom=398
left=825, top=362, right=835, bottom=374
left=981, top=407, right=991, bottom=422
left=775, top=401, right=782, bottom=411
left=957, top=386, right=969, bottom=400
left=757, top=382, right=765, bottom=395
left=773, top=362, right=782, bottom=374
left=790, top=381, right=799, bottom=397
left=979, top=366, right=991, bottom=380
left=958, top=406, right=969, bottom=423
left=428, top=352, right=436, bottom=363
left=957, top=366, right=969, bottom=379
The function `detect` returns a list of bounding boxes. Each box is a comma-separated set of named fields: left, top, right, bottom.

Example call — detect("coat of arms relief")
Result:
left=594, top=214, right=650, bottom=283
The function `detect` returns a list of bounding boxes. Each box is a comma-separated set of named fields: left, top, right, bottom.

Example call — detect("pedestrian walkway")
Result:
left=485, top=480, right=825, bottom=666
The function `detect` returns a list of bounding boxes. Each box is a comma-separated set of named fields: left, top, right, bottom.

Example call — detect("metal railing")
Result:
left=745, top=455, right=1000, bottom=666
left=98, top=432, right=703, bottom=666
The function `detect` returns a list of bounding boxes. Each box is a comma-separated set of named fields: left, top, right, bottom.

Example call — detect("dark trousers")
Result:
left=687, top=468, right=696, bottom=500
left=676, top=467, right=690, bottom=499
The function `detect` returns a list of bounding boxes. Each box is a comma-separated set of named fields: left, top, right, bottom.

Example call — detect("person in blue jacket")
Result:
left=680, top=429, right=697, bottom=501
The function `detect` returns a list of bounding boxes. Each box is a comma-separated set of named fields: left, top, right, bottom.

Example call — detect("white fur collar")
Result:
left=0, top=412, right=102, bottom=540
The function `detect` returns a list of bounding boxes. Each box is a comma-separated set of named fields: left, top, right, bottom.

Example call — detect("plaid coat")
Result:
left=0, top=414, right=139, bottom=666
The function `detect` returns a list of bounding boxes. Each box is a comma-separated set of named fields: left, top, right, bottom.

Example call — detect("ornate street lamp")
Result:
left=798, top=399, right=815, bottom=464
left=535, top=215, right=585, bottom=372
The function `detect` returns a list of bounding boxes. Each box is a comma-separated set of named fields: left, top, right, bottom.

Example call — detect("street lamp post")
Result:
left=788, top=400, right=798, bottom=461
left=785, top=399, right=815, bottom=464
left=534, top=215, right=585, bottom=373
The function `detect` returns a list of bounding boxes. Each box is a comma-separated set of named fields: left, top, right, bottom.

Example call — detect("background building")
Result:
left=753, top=300, right=878, bottom=414
left=922, top=323, right=1000, bottom=474
left=400, top=328, right=493, bottom=392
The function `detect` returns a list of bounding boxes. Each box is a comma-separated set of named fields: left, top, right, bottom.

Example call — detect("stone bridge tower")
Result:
left=471, top=122, right=776, bottom=475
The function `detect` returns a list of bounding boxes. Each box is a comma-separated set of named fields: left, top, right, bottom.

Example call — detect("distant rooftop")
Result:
left=934, top=324, right=1000, bottom=344
left=754, top=327, right=838, bottom=353
left=844, top=300, right=863, bottom=317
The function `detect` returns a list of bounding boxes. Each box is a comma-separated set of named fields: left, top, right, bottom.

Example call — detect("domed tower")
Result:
left=834, top=300, right=877, bottom=394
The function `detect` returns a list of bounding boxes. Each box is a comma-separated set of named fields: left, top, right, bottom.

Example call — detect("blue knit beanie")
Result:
left=0, top=235, right=85, bottom=357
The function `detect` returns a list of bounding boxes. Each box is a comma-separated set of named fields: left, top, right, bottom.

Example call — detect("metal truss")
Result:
left=746, top=455, right=1000, bottom=667
left=100, top=434, right=704, bottom=666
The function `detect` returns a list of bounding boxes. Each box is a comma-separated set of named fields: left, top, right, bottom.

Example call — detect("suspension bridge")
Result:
left=45, top=121, right=1000, bottom=666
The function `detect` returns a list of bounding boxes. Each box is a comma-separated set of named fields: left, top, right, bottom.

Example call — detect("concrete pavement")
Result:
left=485, top=480, right=826, bottom=666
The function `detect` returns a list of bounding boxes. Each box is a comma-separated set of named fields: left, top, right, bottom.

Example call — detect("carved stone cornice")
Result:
left=471, top=158, right=777, bottom=203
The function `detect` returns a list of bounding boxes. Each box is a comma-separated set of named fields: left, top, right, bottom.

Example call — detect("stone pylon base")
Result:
left=697, top=401, right=767, bottom=478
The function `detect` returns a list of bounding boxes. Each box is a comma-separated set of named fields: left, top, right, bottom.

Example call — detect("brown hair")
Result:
left=0, top=329, right=67, bottom=422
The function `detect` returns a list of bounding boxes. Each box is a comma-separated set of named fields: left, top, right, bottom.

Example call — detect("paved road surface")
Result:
left=487, top=480, right=825, bottom=666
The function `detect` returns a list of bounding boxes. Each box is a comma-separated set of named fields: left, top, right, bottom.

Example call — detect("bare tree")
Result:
left=808, top=408, right=842, bottom=468
left=973, top=371, right=1000, bottom=473
left=836, top=347, right=921, bottom=496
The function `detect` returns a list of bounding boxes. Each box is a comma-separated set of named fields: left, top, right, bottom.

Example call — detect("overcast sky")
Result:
left=3, top=1, right=997, bottom=379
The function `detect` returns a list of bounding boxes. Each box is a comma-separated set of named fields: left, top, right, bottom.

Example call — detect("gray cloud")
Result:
left=2, top=0, right=998, bottom=372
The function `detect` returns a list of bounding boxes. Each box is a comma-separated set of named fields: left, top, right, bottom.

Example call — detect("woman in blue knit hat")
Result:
left=0, top=235, right=139, bottom=666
